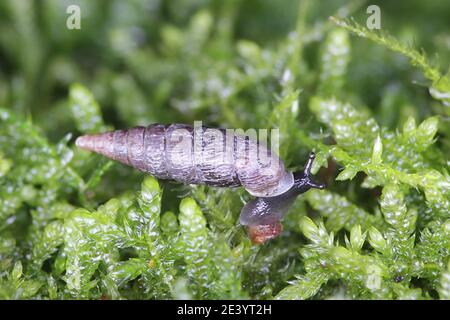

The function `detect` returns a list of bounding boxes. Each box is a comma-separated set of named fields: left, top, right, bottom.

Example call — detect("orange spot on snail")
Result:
left=246, top=222, right=283, bottom=245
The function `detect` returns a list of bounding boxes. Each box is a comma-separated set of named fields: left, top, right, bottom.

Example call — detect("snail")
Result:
left=75, top=123, right=324, bottom=244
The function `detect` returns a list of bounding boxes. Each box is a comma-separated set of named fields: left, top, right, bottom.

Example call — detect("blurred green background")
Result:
left=1, top=0, right=449, bottom=138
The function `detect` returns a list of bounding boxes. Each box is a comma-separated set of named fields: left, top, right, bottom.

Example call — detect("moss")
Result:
left=0, top=0, right=448, bottom=299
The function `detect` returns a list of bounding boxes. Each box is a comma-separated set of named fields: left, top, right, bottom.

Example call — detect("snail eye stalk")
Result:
left=304, top=153, right=325, bottom=190
left=293, top=152, right=325, bottom=191
left=303, top=152, right=316, bottom=176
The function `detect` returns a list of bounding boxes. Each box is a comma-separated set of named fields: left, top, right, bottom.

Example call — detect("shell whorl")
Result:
left=75, top=123, right=294, bottom=197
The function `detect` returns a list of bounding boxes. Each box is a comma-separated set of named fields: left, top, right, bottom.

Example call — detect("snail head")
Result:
left=292, top=152, right=325, bottom=192
left=241, top=152, right=325, bottom=245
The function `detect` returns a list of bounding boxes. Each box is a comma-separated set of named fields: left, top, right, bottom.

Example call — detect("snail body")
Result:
left=240, top=153, right=325, bottom=244
left=76, top=123, right=324, bottom=244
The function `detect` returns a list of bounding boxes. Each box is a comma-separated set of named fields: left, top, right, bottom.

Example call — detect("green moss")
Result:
left=0, top=0, right=448, bottom=300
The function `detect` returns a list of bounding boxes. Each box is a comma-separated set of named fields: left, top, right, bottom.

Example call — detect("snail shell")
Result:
left=75, top=123, right=294, bottom=197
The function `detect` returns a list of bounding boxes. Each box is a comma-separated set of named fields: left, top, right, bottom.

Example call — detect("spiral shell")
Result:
left=75, top=123, right=294, bottom=197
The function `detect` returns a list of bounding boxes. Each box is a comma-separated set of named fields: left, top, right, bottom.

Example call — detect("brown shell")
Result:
left=75, top=123, right=294, bottom=197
